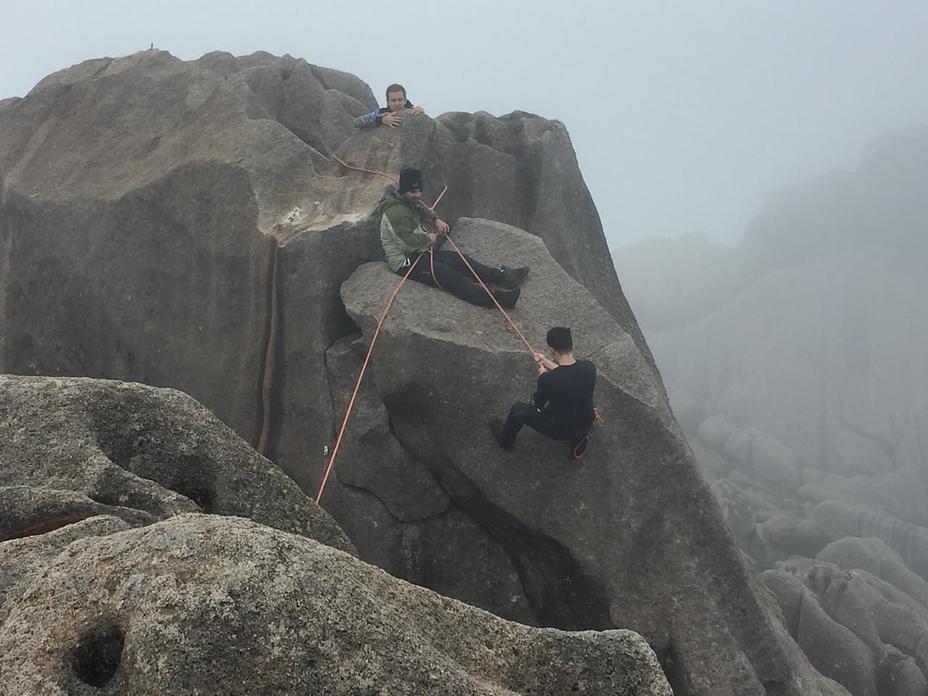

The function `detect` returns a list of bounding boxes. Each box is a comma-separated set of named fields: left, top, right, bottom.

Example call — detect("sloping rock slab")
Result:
left=0, top=514, right=671, bottom=696
left=340, top=218, right=838, bottom=696
left=0, top=375, right=353, bottom=553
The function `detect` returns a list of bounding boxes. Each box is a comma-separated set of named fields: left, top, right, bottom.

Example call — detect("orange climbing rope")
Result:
left=314, top=254, right=423, bottom=504
left=332, top=155, right=399, bottom=186
left=441, top=234, right=536, bottom=354
left=422, top=185, right=450, bottom=289
left=421, top=185, right=447, bottom=212
left=314, top=180, right=540, bottom=505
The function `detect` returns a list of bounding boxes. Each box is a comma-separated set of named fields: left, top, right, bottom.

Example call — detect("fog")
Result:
left=612, top=113, right=928, bottom=691
left=5, top=4, right=928, bottom=691
left=3, top=1, right=928, bottom=247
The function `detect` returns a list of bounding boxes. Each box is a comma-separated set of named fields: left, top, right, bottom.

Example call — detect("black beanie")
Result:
left=398, top=167, right=423, bottom=194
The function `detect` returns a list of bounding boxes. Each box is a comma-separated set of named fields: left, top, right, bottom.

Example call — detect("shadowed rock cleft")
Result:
left=97, top=430, right=219, bottom=513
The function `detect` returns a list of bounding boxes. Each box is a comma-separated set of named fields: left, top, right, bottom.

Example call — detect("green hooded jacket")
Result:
left=376, top=189, right=437, bottom=272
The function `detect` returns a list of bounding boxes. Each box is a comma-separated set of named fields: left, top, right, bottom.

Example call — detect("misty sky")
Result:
left=3, top=1, right=927, bottom=247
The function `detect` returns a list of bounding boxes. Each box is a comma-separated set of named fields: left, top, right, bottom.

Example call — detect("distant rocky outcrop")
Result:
left=616, top=125, right=928, bottom=693
left=0, top=50, right=851, bottom=694
left=763, top=560, right=928, bottom=696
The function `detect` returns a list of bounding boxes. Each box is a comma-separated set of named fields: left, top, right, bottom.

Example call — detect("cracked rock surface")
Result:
left=0, top=514, right=673, bottom=696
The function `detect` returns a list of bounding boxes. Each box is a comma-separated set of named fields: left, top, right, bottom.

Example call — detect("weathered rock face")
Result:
left=0, top=514, right=673, bottom=696
left=0, top=51, right=847, bottom=693
left=0, top=515, right=131, bottom=625
left=321, top=332, right=537, bottom=624
left=817, top=536, right=928, bottom=609
left=339, top=218, right=846, bottom=696
left=0, top=374, right=352, bottom=553
left=0, top=50, right=366, bottom=447
left=0, top=50, right=636, bottom=453
left=0, top=52, right=645, bottom=624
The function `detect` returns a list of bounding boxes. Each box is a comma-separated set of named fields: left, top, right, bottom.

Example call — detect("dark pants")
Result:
left=497, top=401, right=591, bottom=449
left=401, top=250, right=504, bottom=307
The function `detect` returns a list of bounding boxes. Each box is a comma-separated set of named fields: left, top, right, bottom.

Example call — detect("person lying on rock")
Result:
left=490, top=327, right=597, bottom=459
left=377, top=167, right=529, bottom=309
left=354, top=83, right=425, bottom=128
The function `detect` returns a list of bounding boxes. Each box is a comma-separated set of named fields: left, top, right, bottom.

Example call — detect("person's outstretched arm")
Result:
left=353, top=109, right=383, bottom=128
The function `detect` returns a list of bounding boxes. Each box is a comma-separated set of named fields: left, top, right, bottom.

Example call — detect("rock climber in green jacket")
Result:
left=377, top=167, right=528, bottom=308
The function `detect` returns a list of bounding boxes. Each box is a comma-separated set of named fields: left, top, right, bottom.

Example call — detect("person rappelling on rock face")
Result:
left=353, top=83, right=425, bottom=129
left=377, top=167, right=529, bottom=308
left=490, top=327, right=597, bottom=459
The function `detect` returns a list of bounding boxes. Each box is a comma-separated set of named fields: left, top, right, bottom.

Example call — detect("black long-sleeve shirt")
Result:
left=533, top=360, right=597, bottom=433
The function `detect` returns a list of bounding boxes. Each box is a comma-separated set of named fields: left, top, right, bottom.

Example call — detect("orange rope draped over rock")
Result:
left=331, top=155, right=399, bottom=186
left=441, top=234, right=536, bottom=354
left=314, top=182, right=539, bottom=505
left=314, top=253, right=423, bottom=504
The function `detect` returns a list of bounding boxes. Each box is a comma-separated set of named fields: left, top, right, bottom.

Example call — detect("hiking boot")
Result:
left=500, top=266, right=530, bottom=289
left=493, top=286, right=520, bottom=310
left=488, top=418, right=514, bottom=451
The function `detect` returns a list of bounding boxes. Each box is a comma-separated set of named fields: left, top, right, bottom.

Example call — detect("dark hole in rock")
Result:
left=71, top=621, right=124, bottom=687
